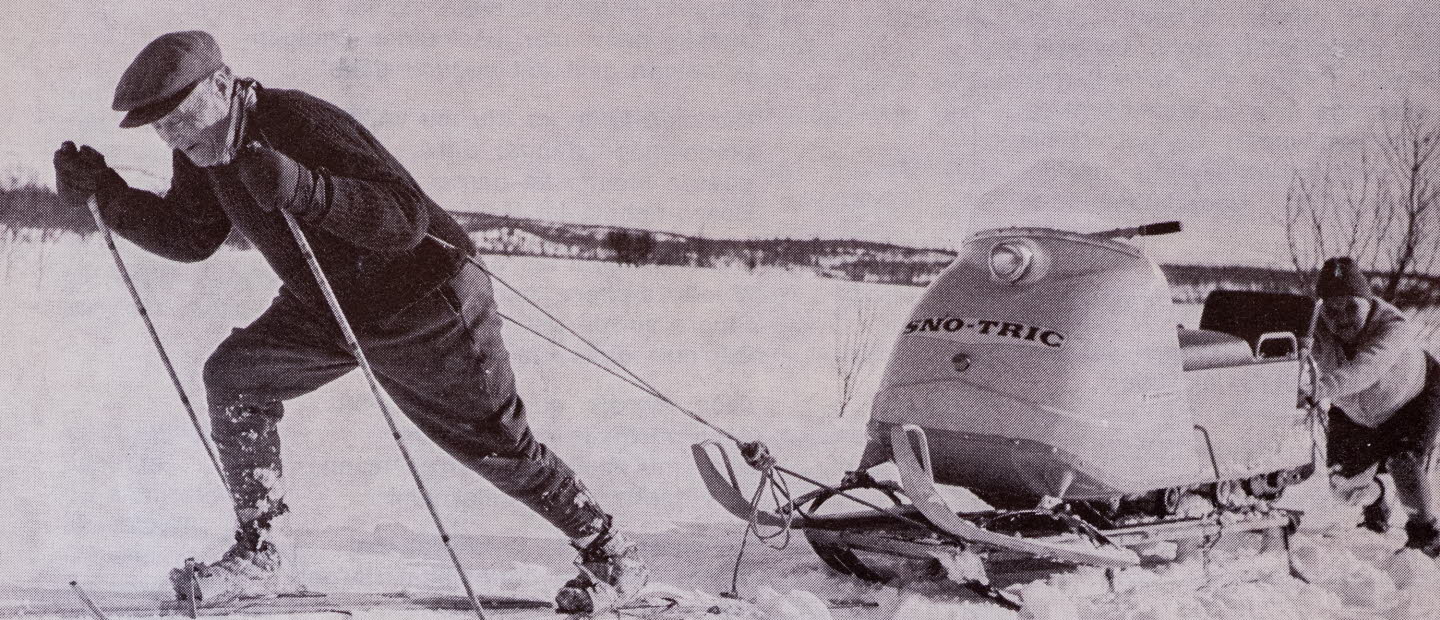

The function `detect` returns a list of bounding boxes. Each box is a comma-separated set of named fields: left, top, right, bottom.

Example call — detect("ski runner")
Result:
left=1313, top=256, right=1440, bottom=556
left=51, top=30, right=647, bottom=611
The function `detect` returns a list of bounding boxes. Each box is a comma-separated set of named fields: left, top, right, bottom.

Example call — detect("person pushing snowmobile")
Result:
left=52, top=30, right=646, bottom=611
left=1314, top=256, right=1440, bottom=555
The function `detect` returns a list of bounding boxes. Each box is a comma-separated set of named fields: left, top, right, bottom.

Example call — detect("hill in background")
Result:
left=0, top=179, right=1389, bottom=303
left=449, top=210, right=1316, bottom=301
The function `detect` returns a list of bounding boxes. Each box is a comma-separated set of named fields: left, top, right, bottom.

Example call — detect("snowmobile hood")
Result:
left=869, top=226, right=1195, bottom=500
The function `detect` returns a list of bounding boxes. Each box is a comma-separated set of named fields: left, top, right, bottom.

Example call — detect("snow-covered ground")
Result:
left=3, top=238, right=1439, bottom=619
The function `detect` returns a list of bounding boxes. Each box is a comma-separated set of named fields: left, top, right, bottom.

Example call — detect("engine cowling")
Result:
left=869, top=227, right=1201, bottom=508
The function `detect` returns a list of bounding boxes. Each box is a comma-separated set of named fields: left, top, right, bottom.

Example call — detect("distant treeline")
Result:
left=456, top=212, right=959, bottom=286
left=0, top=176, right=261, bottom=247
left=1162, top=264, right=1304, bottom=303
left=8, top=182, right=1440, bottom=307
left=0, top=178, right=97, bottom=237
left=1163, top=264, right=1440, bottom=310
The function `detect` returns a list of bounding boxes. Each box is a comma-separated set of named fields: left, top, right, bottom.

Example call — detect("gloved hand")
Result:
left=53, top=141, right=121, bottom=203
left=233, top=145, right=323, bottom=219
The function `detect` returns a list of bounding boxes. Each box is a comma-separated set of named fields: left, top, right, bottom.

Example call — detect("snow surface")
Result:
left=4, top=238, right=1440, bottom=619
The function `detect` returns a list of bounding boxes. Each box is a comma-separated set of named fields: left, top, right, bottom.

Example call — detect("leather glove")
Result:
left=233, top=145, right=323, bottom=219
left=53, top=141, right=122, bottom=204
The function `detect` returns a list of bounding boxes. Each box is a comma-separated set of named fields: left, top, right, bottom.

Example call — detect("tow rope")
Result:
left=424, top=234, right=912, bottom=594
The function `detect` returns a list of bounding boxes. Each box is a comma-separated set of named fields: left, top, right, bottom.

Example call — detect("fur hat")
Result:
left=1316, top=257, right=1373, bottom=299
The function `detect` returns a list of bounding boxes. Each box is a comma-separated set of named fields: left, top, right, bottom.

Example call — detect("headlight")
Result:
left=989, top=241, right=1034, bottom=283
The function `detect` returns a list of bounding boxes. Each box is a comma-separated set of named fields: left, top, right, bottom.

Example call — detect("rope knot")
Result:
left=738, top=441, right=776, bottom=472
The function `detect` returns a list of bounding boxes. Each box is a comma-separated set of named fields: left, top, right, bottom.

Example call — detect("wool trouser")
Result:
left=204, top=261, right=608, bottom=541
left=1329, top=354, right=1440, bottom=525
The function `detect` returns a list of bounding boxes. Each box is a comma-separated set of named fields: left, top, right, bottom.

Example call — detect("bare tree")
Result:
left=1379, top=102, right=1440, bottom=300
left=1285, top=101, right=1440, bottom=310
left=833, top=301, right=877, bottom=418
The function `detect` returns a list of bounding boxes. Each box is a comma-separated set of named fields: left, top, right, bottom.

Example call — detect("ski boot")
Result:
left=170, top=523, right=296, bottom=605
left=554, top=523, right=650, bottom=613
left=1360, top=480, right=1392, bottom=534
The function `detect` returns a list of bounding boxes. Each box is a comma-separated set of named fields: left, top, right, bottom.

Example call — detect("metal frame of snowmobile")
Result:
left=694, top=424, right=1303, bottom=584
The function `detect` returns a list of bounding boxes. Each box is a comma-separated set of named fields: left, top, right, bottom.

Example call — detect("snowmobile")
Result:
left=693, top=221, right=1323, bottom=587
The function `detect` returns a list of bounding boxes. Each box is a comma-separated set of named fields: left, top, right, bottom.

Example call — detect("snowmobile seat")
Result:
left=1199, top=290, right=1318, bottom=358
left=1177, top=328, right=1256, bottom=371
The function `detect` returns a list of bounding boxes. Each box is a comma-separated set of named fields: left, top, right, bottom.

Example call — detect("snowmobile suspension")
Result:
left=84, top=195, right=237, bottom=523
left=284, top=213, right=488, bottom=620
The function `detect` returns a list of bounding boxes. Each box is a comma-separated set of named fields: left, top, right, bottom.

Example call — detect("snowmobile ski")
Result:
left=691, top=442, right=802, bottom=528
left=890, top=425, right=1140, bottom=568
left=693, top=430, right=1140, bottom=571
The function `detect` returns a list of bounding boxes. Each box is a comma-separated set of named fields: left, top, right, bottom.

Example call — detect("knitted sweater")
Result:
left=97, top=87, right=476, bottom=325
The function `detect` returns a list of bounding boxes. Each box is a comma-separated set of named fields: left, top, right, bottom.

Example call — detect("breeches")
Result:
left=1330, top=354, right=1440, bottom=523
left=203, top=262, right=606, bottom=539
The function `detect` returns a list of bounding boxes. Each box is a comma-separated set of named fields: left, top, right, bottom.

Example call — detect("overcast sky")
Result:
left=4, top=1, right=1438, bottom=265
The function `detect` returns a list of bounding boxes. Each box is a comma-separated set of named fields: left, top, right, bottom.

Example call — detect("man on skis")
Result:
left=52, top=30, right=646, bottom=611
left=1313, top=256, right=1440, bottom=555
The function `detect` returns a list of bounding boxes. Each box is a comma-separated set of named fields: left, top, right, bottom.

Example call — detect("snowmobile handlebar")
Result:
left=1088, top=221, right=1183, bottom=239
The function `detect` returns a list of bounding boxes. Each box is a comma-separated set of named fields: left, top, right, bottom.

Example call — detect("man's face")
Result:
left=1321, top=295, right=1372, bottom=343
left=151, top=75, right=231, bottom=167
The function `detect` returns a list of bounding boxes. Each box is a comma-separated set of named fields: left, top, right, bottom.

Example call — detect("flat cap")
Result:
left=113, top=31, right=223, bottom=128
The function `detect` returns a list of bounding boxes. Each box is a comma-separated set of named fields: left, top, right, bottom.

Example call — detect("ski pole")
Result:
left=84, top=195, right=237, bottom=523
left=183, top=559, right=200, bottom=619
left=280, top=211, right=487, bottom=620
left=68, top=581, right=110, bottom=620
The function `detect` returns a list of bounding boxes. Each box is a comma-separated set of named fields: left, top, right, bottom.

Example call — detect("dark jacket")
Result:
left=97, top=87, right=477, bottom=325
